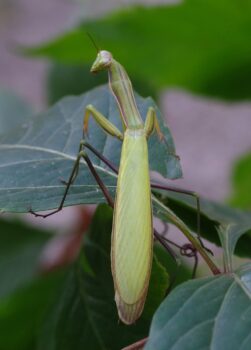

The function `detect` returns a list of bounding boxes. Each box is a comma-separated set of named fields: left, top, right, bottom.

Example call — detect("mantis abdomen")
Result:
left=111, top=129, right=153, bottom=324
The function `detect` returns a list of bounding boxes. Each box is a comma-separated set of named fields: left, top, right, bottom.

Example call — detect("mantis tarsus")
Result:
left=30, top=49, right=220, bottom=324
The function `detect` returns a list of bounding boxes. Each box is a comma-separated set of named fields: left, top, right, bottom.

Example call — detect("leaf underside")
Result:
left=0, top=84, right=181, bottom=213
left=146, top=263, right=251, bottom=350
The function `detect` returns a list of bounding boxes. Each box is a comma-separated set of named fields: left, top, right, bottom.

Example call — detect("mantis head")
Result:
left=90, top=50, right=113, bottom=73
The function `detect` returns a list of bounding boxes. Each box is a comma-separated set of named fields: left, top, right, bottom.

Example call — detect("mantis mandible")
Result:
left=30, top=48, right=220, bottom=324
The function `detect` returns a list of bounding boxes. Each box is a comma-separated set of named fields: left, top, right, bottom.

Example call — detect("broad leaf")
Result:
left=0, top=84, right=181, bottom=213
left=38, top=205, right=169, bottom=350
left=145, top=263, right=251, bottom=350
left=0, top=89, right=32, bottom=135
left=26, top=1, right=251, bottom=100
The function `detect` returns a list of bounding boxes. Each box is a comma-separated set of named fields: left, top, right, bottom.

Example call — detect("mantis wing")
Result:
left=111, top=130, right=153, bottom=324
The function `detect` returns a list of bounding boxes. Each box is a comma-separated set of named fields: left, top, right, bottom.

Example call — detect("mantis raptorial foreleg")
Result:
left=84, top=104, right=123, bottom=140
left=144, top=107, right=164, bottom=141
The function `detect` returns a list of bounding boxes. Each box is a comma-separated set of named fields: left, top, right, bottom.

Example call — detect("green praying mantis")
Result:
left=30, top=48, right=220, bottom=324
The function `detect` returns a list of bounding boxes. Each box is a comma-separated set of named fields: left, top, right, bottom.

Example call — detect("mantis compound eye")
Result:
left=91, top=50, right=113, bottom=73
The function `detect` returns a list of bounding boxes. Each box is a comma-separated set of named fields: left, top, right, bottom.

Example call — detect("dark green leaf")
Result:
left=145, top=263, right=251, bottom=350
left=38, top=205, right=169, bottom=350
left=47, top=63, right=157, bottom=105
left=0, top=217, right=66, bottom=350
left=229, top=152, right=251, bottom=209
left=0, top=273, right=64, bottom=350
left=0, top=218, right=51, bottom=298
left=25, top=1, right=251, bottom=100
left=154, top=242, right=193, bottom=288
left=47, top=63, right=107, bottom=105
left=0, top=84, right=181, bottom=213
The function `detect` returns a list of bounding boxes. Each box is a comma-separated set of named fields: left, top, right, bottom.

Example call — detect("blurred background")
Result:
left=0, top=1, right=251, bottom=347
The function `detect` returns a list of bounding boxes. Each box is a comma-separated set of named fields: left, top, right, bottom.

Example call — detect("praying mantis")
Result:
left=30, top=48, right=220, bottom=324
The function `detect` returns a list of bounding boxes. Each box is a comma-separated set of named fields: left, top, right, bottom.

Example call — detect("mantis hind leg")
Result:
left=155, top=222, right=198, bottom=279
left=151, top=182, right=213, bottom=255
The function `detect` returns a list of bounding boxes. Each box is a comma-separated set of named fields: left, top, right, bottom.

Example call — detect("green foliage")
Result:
left=146, top=263, right=251, bottom=350
left=229, top=152, right=251, bottom=209
left=0, top=84, right=251, bottom=349
left=0, top=218, right=51, bottom=298
left=47, top=63, right=157, bottom=105
left=1, top=2, right=251, bottom=348
left=25, top=1, right=251, bottom=100
left=217, top=224, right=251, bottom=271
left=37, top=205, right=169, bottom=350
left=0, top=85, right=181, bottom=213
left=0, top=218, right=66, bottom=350
left=155, top=191, right=251, bottom=258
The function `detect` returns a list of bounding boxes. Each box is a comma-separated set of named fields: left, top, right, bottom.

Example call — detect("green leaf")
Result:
left=145, top=263, right=251, bottom=350
left=47, top=63, right=107, bottom=105
left=0, top=84, right=181, bottom=213
left=217, top=223, right=251, bottom=272
left=0, top=218, right=51, bottom=298
left=153, top=243, right=192, bottom=288
left=38, top=205, right=169, bottom=350
left=229, top=152, right=251, bottom=209
left=0, top=89, right=33, bottom=136
left=0, top=273, right=64, bottom=350
left=0, top=217, right=66, bottom=350
left=47, top=63, right=157, bottom=105
left=25, top=1, right=251, bottom=100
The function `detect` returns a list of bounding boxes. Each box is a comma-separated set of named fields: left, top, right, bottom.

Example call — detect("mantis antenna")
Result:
left=86, top=31, right=100, bottom=53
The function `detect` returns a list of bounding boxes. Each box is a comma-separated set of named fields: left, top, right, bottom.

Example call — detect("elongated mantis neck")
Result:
left=108, top=59, right=144, bottom=129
